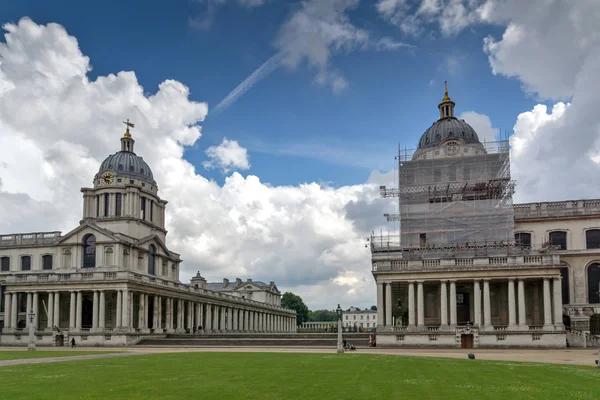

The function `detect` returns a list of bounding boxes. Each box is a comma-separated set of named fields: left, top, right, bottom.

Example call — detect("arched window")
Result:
left=549, top=231, right=567, bottom=250
left=586, top=230, right=600, bottom=249
left=148, top=245, right=156, bottom=275
left=515, top=232, right=531, bottom=248
left=588, top=264, right=600, bottom=304
left=83, top=234, right=96, bottom=268
left=559, top=266, right=570, bottom=305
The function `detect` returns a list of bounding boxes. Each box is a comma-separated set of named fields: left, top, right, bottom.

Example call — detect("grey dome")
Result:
left=98, top=151, right=155, bottom=183
left=418, top=118, right=480, bottom=149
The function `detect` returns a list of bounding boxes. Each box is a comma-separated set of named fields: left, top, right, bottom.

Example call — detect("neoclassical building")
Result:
left=0, top=123, right=296, bottom=346
left=371, top=85, right=600, bottom=348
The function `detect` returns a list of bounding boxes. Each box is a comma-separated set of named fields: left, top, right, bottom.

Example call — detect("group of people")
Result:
left=342, top=338, right=356, bottom=351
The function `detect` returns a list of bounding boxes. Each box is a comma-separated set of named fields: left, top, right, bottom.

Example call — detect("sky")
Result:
left=0, top=0, right=599, bottom=310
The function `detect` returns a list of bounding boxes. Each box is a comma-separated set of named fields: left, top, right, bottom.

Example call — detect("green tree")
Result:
left=308, top=309, right=337, bottom=322
left=281, top=292, right=309, bottom=325
left=370, top=305, right=377, bottom=311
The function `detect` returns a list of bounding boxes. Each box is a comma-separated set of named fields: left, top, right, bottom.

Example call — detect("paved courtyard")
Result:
left=0, top=346, right=596, bottom=367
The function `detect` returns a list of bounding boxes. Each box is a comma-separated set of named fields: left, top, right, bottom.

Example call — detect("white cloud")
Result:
left=203, top=138, right=251, bottom=173
left=190, top=0, right=266, bottom=30
left=459, top=111, right=499, bottom=143
left=0, top=18, right=380, bottom=310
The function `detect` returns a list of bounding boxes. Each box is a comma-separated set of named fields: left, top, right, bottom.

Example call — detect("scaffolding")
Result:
left=377, top=140, right=516, bottom=252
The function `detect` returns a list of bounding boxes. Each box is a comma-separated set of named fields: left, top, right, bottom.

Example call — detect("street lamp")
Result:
left=336, top=304, right=344, bottom=354
left=27, top=309, right=36, bottom=351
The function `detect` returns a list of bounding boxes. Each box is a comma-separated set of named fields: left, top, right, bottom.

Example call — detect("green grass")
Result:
left=0, top=350, right=120, bottom=360
left=0, top=352, right=598, bottom=399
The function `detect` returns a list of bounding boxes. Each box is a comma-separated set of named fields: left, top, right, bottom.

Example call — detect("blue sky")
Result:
left=3, top=0, right=539, bottom=188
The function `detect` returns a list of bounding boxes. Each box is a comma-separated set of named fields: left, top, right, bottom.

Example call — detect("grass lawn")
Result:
left=0, top=352, right=598, bottom=399
left=0, top=350, right=120, bottom=360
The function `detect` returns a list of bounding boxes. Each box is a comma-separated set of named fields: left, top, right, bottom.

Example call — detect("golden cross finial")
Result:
left=442, top=80, right=451, bottom=102
left=122, top=119, right=135, bottom=138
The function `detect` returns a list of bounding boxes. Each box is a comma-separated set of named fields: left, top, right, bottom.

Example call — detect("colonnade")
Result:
left=2, top=289, right=296, bottom=334
left=377, top=276, right=564, bottom=331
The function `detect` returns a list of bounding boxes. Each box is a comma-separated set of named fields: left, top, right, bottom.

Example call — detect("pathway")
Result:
left=0, top=352, right=140, bottom=367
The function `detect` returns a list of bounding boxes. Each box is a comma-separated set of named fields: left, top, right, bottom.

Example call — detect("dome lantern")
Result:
left=121, top=119, right=135, bottom=153
left=438, top=81, right=455, bottom=119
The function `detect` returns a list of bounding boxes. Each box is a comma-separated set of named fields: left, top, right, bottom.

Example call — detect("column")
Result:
left=198, top=303, right=204, bottom=330
left=92, top=291, right=99, bottom=329
left=417, top=281, right=424, bottom=327
left=157, top=296, right=162, bottom=330
left=449, top=281, right=457, bottom=326
left=47, top=292, right=54, bottom=329
left=205, top=304, right=212, bottom=331
left=473, top=280, right=481, bottom=327
left=213, top=305, right=220, bottom=331
left=4, top=292, right=11, bottom=329
left=69, top=291, right=76, bottom=329
left=376, top=282, right=384, bottom=327
left=188, top=301, right=193, bottom=330
left=116, top=290, right=122, bottom=327
left=553, top=277, right=564, bottom=328
left=483, top=279, right=491, bottom=328
left=26, top=293, right=32, bottom=328
left=138, top=293, right=145, bottom=329
left=122, top=290, right=130, bottom=329
left=385, top=282, right=393, bottom=327
left=518, top=278, right=527, bottom=327
left=440, top=281, right=448, bottom=327
left=243, top=310, right=248, bottom=332
left=10, top=293, right=18, bottom=329
left=54, top=292, right=60, bottom=328
left=153, top=296, right=159, bottom=330
left=542, top=277, right=553, bottom=328
left=408, top=282, right=415, bottom=327
left=99, top=291, right=106, bottom=329
left=76, top=291, right=83, bottom=329
left=233, top=309, right=238, bottom=331
left=32, top=292, right=39, bottom=329
left=508, top=279, right=517, bottom=328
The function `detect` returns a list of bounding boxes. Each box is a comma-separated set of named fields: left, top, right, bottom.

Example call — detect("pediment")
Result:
left=57, top=221, right=122, bottom=245
left=135, top=234, right=179, bottom=260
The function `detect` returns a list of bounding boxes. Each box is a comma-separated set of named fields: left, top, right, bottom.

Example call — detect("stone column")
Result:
left=408, top=282, right=415, bottom=327
left=518, top=278, right=527, bottom=328
left=440, top=281, right=448, bottom=327
left=385, top=282, right=393, bottom=327
left=233, top=309, right=238, bottom=331
left=474, top=280, right=481, bottom=327
left=32, top=292, right=39, bottom=329
left=483, top=279, right=491, bottom=328
left=553, top=277, right=564, bottom=328
left=508, top=279, right=517, bottom=328
left=138, top=293, right=145, bottom=329
left=54, top=292, right=60, bottom=328
left=10, top=293, right=18, bottom=329
left=47, top=292, right=54, bottom=329
left=76, top=291, right=83, bottom=329
left=449, top=281, right=457, bottom=327
left=417, top=281, right=424, bottom=328
left=122, top=290, right=130, bottom=329
left=4, top=292, right=11, bottom=329
left=116, top=290, right=122, bottom=327
left=92, top=291, right=99, bottom=330
left=69, top=291, right=76, bottom=329
left=188, top=301, right=194, bottom=330
left=205, top=304, right=212, bottom=331
left=213, top=305, right=220, bottom=331
left=198, top=303, right=204, bottom=330
left=26, top=293, right=32, bottom=328
left=99, top=291, right=106, bottom=329
left=543, top=278, right=553, bottom=328
left=376, top=282, right=384, bottom=328
left=243, top=310, right=249, bottom=332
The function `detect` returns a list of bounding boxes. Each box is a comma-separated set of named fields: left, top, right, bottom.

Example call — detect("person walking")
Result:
left=70, top=337, right=76, bottom=348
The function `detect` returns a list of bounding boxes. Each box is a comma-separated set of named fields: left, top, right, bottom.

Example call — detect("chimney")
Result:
left=223, top=278, right=229, bottom=288
left=269, top=281, right=275, bottom=286
left=236, top=278, right=242, bottom=285
left=190, top=271, right=206, bottom=288
left=246, top=278, right=252, bottom=283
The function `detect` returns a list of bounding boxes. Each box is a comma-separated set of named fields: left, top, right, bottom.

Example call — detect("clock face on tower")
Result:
left=101, top=172, right=114, bottom=185
left=444, top=140, right=460, bottom=156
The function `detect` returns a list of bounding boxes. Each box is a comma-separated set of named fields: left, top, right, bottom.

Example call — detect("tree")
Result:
left=308, top=309, right=337, bottom=322
left=281, top=292, right=309, bottom=325
left=370, top=305, right=377, bottom=311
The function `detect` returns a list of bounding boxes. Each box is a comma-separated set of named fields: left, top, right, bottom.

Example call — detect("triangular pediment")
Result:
left=135, top=234, right=179, bottom=260
left=57, top=221, right=123, bottom=245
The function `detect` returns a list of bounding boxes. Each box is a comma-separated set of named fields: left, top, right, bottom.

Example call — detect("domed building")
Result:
left=0, top=122, right=296, bottom=346
left=371, top=84, right=600, bottom=349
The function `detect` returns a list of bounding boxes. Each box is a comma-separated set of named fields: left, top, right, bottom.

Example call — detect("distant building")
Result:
left=343, top=306, right=377, bottom=331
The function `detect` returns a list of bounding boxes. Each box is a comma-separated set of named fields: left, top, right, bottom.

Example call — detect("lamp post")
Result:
left=336, top=304, right=344, bottom=354
left=27, top=309, right=36, bottom=351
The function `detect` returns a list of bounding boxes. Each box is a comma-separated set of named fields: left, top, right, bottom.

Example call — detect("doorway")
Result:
left=461, top=334, right=474, bottom=349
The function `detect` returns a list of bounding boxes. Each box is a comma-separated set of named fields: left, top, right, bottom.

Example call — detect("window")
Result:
left=104, top=193, right=109, bottom=217
left=115, top=193, right=122, bottom=217
left=150, top=200, right=154, bottom=222
left=586, top=230, right=600, bottom=249
left=549, top=231, right=567, bottom=250
left=96, top=196, right=100, bottom=217
left=456, top=293, right=465, bottom=305
left=560, top=266, right=570, bottom=305
left=148, top=244, right=156, bottom=275
left=588, top=264, right=600, bottom=304
left=21, top=256, right=31, bottom=271
left=353, top=315, right=356, bottom=320
left=141, top=198, right=146, bottom=220
left=42, top=255, right=53, bottom=270
left=345, top=315, right=348, bottom=320
left=515, top=232, right=532, bottom=248
left=1, top=256, right=9, bottom=271
left=83, top=234, right=96, bottom=268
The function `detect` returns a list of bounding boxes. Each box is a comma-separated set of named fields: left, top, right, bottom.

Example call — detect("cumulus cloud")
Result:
left=0, top=18, right=379, bottom=309
left=203, top=138, right=251, bottom=173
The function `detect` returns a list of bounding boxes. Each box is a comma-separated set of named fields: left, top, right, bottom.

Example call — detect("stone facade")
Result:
left=0, top=126, right=296, bottom=346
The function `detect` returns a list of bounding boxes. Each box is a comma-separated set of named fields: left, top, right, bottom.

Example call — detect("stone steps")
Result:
left=138, top=333, right=371, bottom=347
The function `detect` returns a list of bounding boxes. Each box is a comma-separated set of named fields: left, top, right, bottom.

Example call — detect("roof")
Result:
left=97, top=151, right=155, bottom=184
left=205, top=279, right=278, bottom=293
left=418, top=117, right=480, bottom=149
